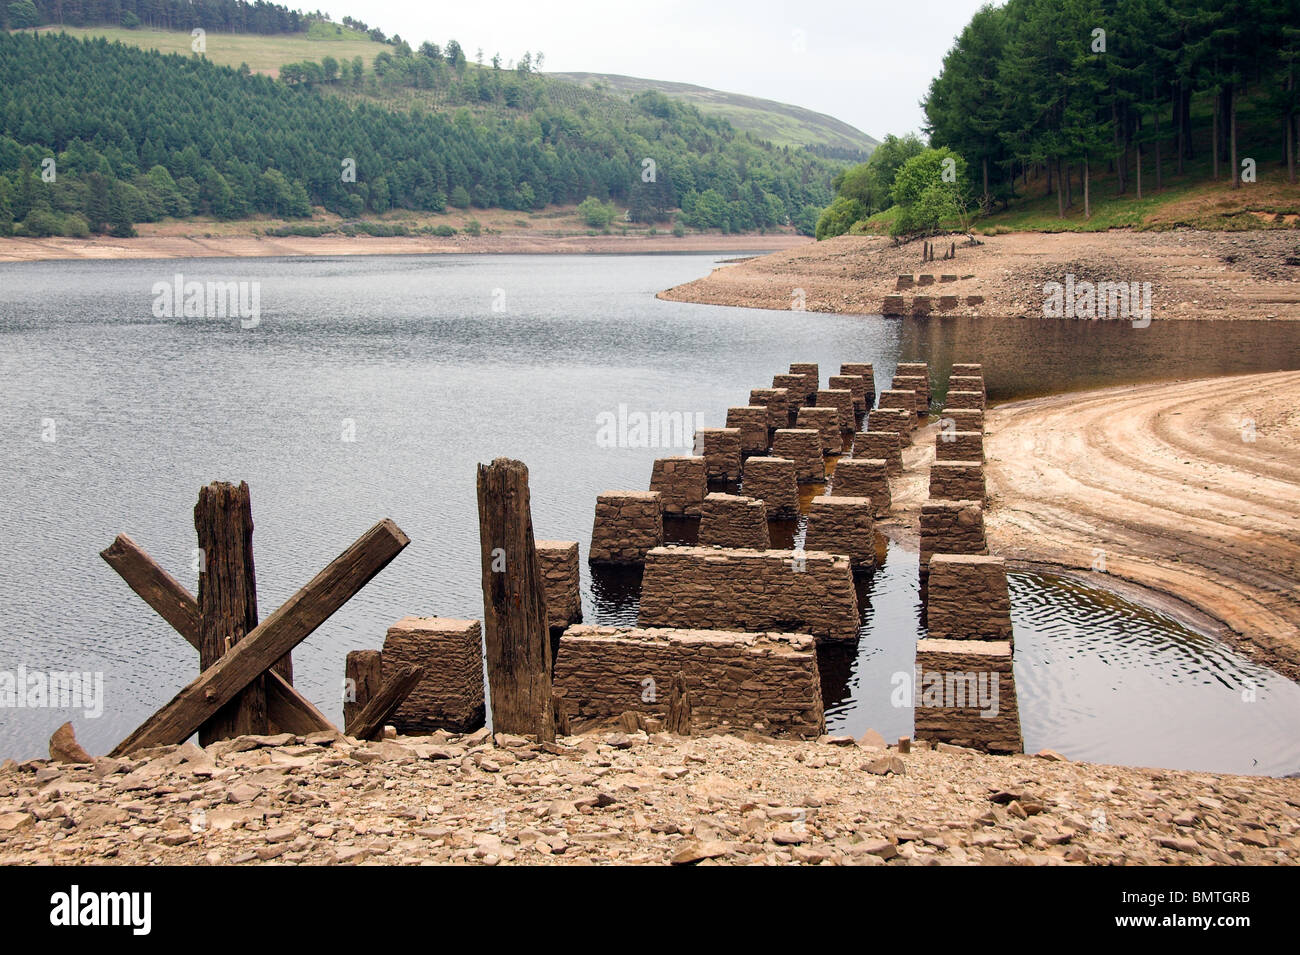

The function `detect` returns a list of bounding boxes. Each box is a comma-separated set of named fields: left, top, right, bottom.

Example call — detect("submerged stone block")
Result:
left=920, top=500, right=988, bottom=570
left=830, top=458, right=891, bottom=515
left=589, top=490, right=664, bottom=565
left=553, top=625, right=825, bottom=739
left=649, top=456, right=707, bottom=516
left=749, top=387, right=790, bottom=431
left=382, top=617, right=485, bottom=735
left=726, top=405, right=770, bottom=455
left=815, top=388, right=856, bottom=431
left=638, top=546, right=860, bottom=644
left=891, top=376, right=930, bottom=415
left=536, top=540, right=583, bottom=631
left=789, top=363, right=819, bottom=402
left=741, top=456, right=800, bottom=518
left=853, top=430, right=903, bottom=475
left=696, top=428, right=743, bottom=482
left=944, top=390, right=985, bottom=412
left=840, top=363, right=876, bottom=407
left=926, top=555, right=1013, bottom=641
left=796, top=406, right=841, bottom=454
left=829, top=374, right=868, bottom=415
left=913, top=639, right=1022, bottom=754
left=867, top=407, right=913, bottom=437
left=699, top=492, right=770, bottom=550
left=950, top=363, right=983, bottom=376
left=773, top=374, right=812, bottom=413
left=771, top=429, right=825, bottom=484
left=804, top=496, right=876, bottom=570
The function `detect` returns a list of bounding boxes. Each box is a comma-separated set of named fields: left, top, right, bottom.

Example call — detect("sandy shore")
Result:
left=885, top=371, right=1300, bottom=682
left=3, top=730, right=1297, bottom=865
left=659, top=229, right=1300, bottom=320
left=0, top=232, right=810, bottom=264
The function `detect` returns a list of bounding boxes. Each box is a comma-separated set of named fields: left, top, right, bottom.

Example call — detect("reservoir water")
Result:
left=1, top=251, right=1298, bottom=773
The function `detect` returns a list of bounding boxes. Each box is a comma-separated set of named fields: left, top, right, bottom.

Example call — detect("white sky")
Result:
left=328, top=0, right=995, bottom=140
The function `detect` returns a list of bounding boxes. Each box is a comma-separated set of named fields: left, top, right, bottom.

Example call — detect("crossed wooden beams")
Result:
left=101, top=481, right=414, bottom=756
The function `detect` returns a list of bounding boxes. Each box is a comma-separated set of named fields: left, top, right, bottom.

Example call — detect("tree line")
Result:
left=2, top=0, right=310, bottom=32
left=923, top=0, right=1299, bottom=217
left=0, top=31, right=836, bottom=236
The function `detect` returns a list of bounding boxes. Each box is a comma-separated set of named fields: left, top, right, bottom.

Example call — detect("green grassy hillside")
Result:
left=548, top=72, right=877, bottom=156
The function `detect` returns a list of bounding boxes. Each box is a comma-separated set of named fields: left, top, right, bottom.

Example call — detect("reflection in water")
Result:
left=588, top=564, right=643, bottom=627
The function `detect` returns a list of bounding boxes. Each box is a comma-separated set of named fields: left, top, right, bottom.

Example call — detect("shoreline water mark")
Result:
left=1042, top=273, right=1152, bottom=327
left=595, top=405, right=707, bottom=449
left=151, top=273, right=261, bottom=328
left=0, top=667, right=104, bottom=718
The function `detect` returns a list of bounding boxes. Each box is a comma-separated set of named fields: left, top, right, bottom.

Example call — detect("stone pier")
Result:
left=796, top=407, right=841, bottom=454
left=741, top=456, right=800, bottom=518
left=925, top=555, right=1013, bottom=642
left=853, top=431, right=903, bottom=475
left=638, top=546, right=860, bottom=643
left=649, top=456, right=707, bottom=516
left=891, top=376, right=930, bottom=415
left=536, top=540, right=583, bottom=632
left=726, top=405, right=771, bottom=456
left=913, top=639, right=1022, bottom=753
left=840, top=363, right=876, bottom=407
left=945, top=390, right=986, bottom=412
left=935, top=431, right=984, bottom=462
left=589, top=491, right=664, bottom=565
left=804, top=496, right=876, bottom=570
left=829, top=374, right=867, bottom=415
left=696, top=428, right=743, bottom=482
left=941, top=408, right=984, bottom=432
left=878, top=389, right=918, bottom=418
left=772, top=429, right=825, bottom=483
left=552, top=625, right=825, bottom=739
left=895, top=362, right=931, bottom=408
left=381, top=617, right=486, bottom=734
left=920, top=500, right=988, bottom=569
left=699, top=492, right=771, bottom=549
left=789, top=363, right=819, bottom=404
left=773, top=374, right=812, bottom=414
left=815, top=388, right=856, bottom=432
left=749, top=387, right=790, bottom=432
left=950, top=363, right=983, bottom=376
left=830, top=458, right=891, bottom=515
left=949, top=375, right=986, bottom=395
left=929, top=461, right=986, bottom=502
left=867, top=407, right=913, bottom=437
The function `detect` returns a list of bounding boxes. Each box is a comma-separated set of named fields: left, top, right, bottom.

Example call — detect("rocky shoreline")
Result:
left=657, top=229, right=1300, bottom=321
left=3, top=729, right=1298, bottom=866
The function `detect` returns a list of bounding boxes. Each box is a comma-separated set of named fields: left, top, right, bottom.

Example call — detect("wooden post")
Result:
left=344, top=649, right=383, bottom=734
left=346, top=664, right=424, bottom=741
left=476, top=458, right=553, bottom=739
left=99, top=533, right=334, bottom=735
left=195, top=481, right=267, bottom=743
left=667, top=671, right=692, bottom=736
left=111, top=517, right=408, bottom=756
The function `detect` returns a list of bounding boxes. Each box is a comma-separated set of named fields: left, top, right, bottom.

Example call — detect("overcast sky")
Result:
left=335, top=1, right=994, bottom=140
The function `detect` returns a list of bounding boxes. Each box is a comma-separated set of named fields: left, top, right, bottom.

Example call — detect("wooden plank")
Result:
left=100, top=534, right=200, bottom=644
left=110, top=517, right=409, bottom=756
left=343, top=649, right=383, bottom=734
left=98, top=534, right=333, bottom=734
left=475, top=458, right=553, bottom=738
left=195, top=481, right=267, bottom=743
left=345, top=663, right=424, bottom=741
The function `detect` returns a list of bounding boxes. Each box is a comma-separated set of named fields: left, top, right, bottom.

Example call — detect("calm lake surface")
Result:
left=1, top=252, right=1298, bottom=773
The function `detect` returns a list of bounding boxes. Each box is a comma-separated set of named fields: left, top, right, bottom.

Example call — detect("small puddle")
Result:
left=591, top=532, right=1300, bottom=777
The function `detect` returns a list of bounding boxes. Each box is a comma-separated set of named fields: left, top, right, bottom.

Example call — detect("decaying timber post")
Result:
left=476, top=457, right=554, bottom=740
left=344, top=649, right=383, bottom=734
left=195, top=481, right=270, bottom=744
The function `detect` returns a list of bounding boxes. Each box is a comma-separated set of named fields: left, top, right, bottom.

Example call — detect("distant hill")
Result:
left=548, top=72, right=878, bottom=157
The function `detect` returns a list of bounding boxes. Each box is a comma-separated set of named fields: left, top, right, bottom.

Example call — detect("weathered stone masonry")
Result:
left=638, top=546, right=860, bottom=644
left=741, top=456, right=799, bottom=518
left=726, top=406, right=770, bottom=455
left=914, top=638, right=1022, bottom=754
left=925, top=554, right=1013, bottom=642
left=929, top=461, right=986, bottom=502
left=804, top=496, right=876, bottom=570
left=698, top=492, right=770, bottom=550
left=829, top=374, right=867, bottom=415
left=696, top=428, right=742, bottom=482
left=553, top=625, right=825, bottom=739
left=797, top=407, right=840, bottom=454
left=920, top=500, right=988, bottom=570
left=830, top=458, right=892, bottom=515
left=589, top=491, right=664, bottom=565
left=649, top=456, right=707, bottom=516
left=749, top=387, right=790, bottom=432
left=381, top=616, right=486, bottom=735
left=840, top=363, right=876, bottom=408
left=815, top=388, right=855, bottom=432
left=536, top=540, right=582, bottom=631
left=935, top=431, right=984, bottom=462
left=772, top=429, right=824, bottom=484
left=853, top=431, right=903, bottom=475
